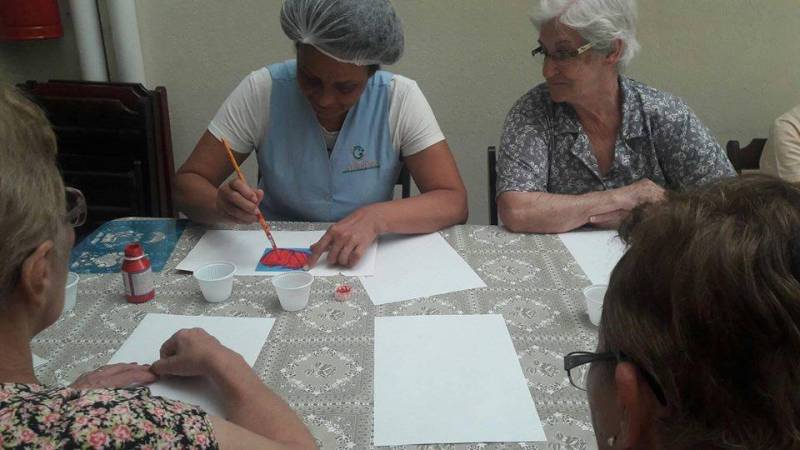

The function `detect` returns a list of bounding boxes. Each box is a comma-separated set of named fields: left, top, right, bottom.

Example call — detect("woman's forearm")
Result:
left=498, top=190, right=623, bottom=234
left=208, top=351, right=316, bottom=449
left=174, top=172, right=228, bottom=225
left=368, top=187, right=468, bottom=235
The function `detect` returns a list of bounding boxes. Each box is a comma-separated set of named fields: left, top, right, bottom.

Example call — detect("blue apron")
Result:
left=257, top=60, right=401, bottom=222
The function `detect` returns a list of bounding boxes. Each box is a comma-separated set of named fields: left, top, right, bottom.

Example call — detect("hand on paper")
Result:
left=150, top=328, right=236, bottom=377
left=70, top=363, right=158, bottom=389
left=308, top=206, right=384, bottom=268
left=589, top=209, right=629, bottom=229
left=216, top=178, right=264, bottom=224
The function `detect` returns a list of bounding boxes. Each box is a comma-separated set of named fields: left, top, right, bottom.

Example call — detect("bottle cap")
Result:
left=124, top=243, right=144, bottom=258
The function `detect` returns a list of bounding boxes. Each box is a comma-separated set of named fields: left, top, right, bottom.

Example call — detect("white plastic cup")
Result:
left=64, top=272, right=79, bottom=313
left=194, top=262, right=236, bottom=303
left=272, top=272, right=314, bottom=312
left=583, top=284, right=607, bottom=326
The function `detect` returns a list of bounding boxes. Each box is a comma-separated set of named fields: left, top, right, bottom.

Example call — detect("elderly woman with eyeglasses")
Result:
left=497, top=0, right=735, bottom=233
left=0, top=86, right=316, bottom=449
left=564, top=175, right=800, bottom=449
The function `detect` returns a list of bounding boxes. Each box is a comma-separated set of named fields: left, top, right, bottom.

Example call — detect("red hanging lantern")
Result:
left=0, top=0, right=63, bottom=41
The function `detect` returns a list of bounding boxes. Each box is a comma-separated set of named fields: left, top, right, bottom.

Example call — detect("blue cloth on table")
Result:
left=69, top=219, right=187, bottom=273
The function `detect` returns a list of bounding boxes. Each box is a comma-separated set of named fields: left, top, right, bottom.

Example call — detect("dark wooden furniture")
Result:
left=726, top=138, right=767, bottom=173
left=18, top=80, right=176, bottom=237
left=397, top=165, right=411, bottom=199
left=488, top=146, right=498, bottom=225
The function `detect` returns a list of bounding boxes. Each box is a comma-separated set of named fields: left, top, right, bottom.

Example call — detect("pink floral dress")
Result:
left=0, top=384, right=218, bottom=449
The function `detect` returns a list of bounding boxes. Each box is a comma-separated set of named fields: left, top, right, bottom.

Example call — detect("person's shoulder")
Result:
left=622, top=77, right=692, bottom=126
left=623, top=77, right=686, bottom=109
left=389, top=73, right=421, bottom=95
left=246, top=66, right=273, bottom=87
left=775, top=104, right=800, bottom=126
left=506, top=82, right=551, bottom=123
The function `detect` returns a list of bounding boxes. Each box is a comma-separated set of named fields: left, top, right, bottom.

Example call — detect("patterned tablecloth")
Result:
left=33, top=220, right=600, bottom=450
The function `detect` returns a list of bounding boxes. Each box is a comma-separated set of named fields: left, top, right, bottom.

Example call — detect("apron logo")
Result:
left=352, top=145, right=366, bottom=160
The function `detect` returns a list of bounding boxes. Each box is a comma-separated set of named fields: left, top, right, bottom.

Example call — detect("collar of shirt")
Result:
left=551, top=76, right=647, bottom=141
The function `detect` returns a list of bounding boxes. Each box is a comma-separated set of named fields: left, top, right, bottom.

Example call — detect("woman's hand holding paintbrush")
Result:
left=219, top=138, right=278, bottom=250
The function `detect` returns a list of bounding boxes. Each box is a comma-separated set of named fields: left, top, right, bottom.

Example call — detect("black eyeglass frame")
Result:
left=564, top=350, right=668, bottom=406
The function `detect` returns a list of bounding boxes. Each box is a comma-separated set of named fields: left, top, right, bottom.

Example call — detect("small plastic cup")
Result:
left=194, top=262, right=236, bottom=303
left=583, top=284, right=607, bottom=327
left=272, top=272, right=314, bottom=312
left=63, top=272, right=79, bottom=313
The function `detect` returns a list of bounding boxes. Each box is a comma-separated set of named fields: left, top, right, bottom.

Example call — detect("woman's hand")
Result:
left=216, top=179, right=264, bottom=224
left=307, top=206, right=385, bottom=268
left=589, top=209, right=629, bottom=229
left=149, top=328, right=239, bottom=378
left=70, top=363, right=157, bottom=389
left=614, top=179, right=666, bottom=210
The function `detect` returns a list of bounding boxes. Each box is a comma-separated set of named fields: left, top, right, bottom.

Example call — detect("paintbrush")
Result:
left=221, top=138, right=278, bottom=251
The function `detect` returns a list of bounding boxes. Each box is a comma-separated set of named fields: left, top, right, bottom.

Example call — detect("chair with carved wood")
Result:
left=19, top=80, right=176, bottom=237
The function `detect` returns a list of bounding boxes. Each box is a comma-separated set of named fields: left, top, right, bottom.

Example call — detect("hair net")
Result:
left=280, top=0, right=404, bottom=66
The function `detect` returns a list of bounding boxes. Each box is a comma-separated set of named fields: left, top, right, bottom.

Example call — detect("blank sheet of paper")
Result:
left=32, top=354, right=47, bottom=368
left=373, top=314, right=546, bottom=445
left=558, top=230, right=626, bottom=285
left=359, top=233, right=486, bottom=305
left=176, top=230, right=377, bottom=276
left=108, top=313, right=275, bottom=416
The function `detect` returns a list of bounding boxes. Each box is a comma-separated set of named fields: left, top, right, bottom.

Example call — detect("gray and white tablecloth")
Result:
left=33, top=221, right=599, bottom=450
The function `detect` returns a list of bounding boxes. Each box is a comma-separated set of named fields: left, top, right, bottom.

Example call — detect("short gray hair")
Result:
left=532, top=0, right=640, bottom=69
left=0, top=86, right=65, bottom=300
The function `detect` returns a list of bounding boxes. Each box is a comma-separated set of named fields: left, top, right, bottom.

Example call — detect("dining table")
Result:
left=33, top=218, right=600, bottom=450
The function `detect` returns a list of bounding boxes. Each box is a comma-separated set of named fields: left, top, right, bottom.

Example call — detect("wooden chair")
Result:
left=488, top=146, right=498, bottom=225
left=726, top=138, right=767, bottom=174
left=397, top=165, right=411, bottom=199
left=19, top=80, right=176, bottom=236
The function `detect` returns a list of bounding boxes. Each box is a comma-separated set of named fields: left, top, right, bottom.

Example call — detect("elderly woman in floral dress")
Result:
left=497, top=0, right=735, bottom=233
left=0, top=86, right=316, bottom=450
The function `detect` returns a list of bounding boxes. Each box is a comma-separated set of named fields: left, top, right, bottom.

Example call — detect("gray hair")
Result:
left=532, top=0, right=640, bottom=69
left=0, top=86, right=66, bottom=301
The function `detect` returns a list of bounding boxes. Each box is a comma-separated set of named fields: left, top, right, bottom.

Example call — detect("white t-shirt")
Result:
left=208, top=67, right=446, bottom=158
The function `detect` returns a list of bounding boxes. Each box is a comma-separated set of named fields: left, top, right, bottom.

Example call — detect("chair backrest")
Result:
left=397, top=165, right=411, bottom=199
left=18, top=80, right=175, bottom=236
left=488, top=146, right=498, bottom=225
left=726, top=138, right=767, bottom=174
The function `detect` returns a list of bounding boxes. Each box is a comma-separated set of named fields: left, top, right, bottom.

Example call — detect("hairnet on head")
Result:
left=280, top=0, right=404, bottom=66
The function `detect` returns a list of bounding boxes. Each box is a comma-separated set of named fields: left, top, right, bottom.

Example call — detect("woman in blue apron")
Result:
left=175, top=0, right=467, bottom=267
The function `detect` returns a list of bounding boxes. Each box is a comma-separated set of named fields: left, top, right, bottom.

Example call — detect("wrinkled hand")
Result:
left=216, top=179, right=264, bottom=224
left=589, top=209, right=629, bottom=229
left=70, top=363, right=157, bottom=389
left=307, top=207, right=384, bottom=268
left=149, top=328, right=233, bottom=378
left=616, top=179, right=666, bottom=210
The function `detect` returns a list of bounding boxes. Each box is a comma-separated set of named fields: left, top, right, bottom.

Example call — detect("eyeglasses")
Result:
left=65, top=187, right=87, bottom=228
left=532, top=42, right=594, bottom=62
left=564, top=351, right=668, bottom=406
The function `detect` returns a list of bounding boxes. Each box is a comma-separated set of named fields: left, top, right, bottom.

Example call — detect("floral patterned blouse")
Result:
left=0, top=384, right=218, bottom=449
left=497, top=76, right=736, bottom=196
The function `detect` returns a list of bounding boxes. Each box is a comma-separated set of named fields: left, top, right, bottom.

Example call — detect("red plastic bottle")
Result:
left=121, top=243, right=155, bottom=304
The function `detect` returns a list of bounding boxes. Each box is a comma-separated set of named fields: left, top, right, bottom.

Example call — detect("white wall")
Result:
left=3, top=1, right=800, bottom=224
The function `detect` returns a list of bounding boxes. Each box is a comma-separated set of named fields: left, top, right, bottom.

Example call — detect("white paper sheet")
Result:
left=374, top=314, right=546, bottom=445
left=108, top=313, right=275, bottom=416
left=359, top=233, right=486, bottom=305
left=32, top=354, right=47, bottom=368
left=176, top=230, right=377, bottom=276
left=558, top=230, right=626, bottom=285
